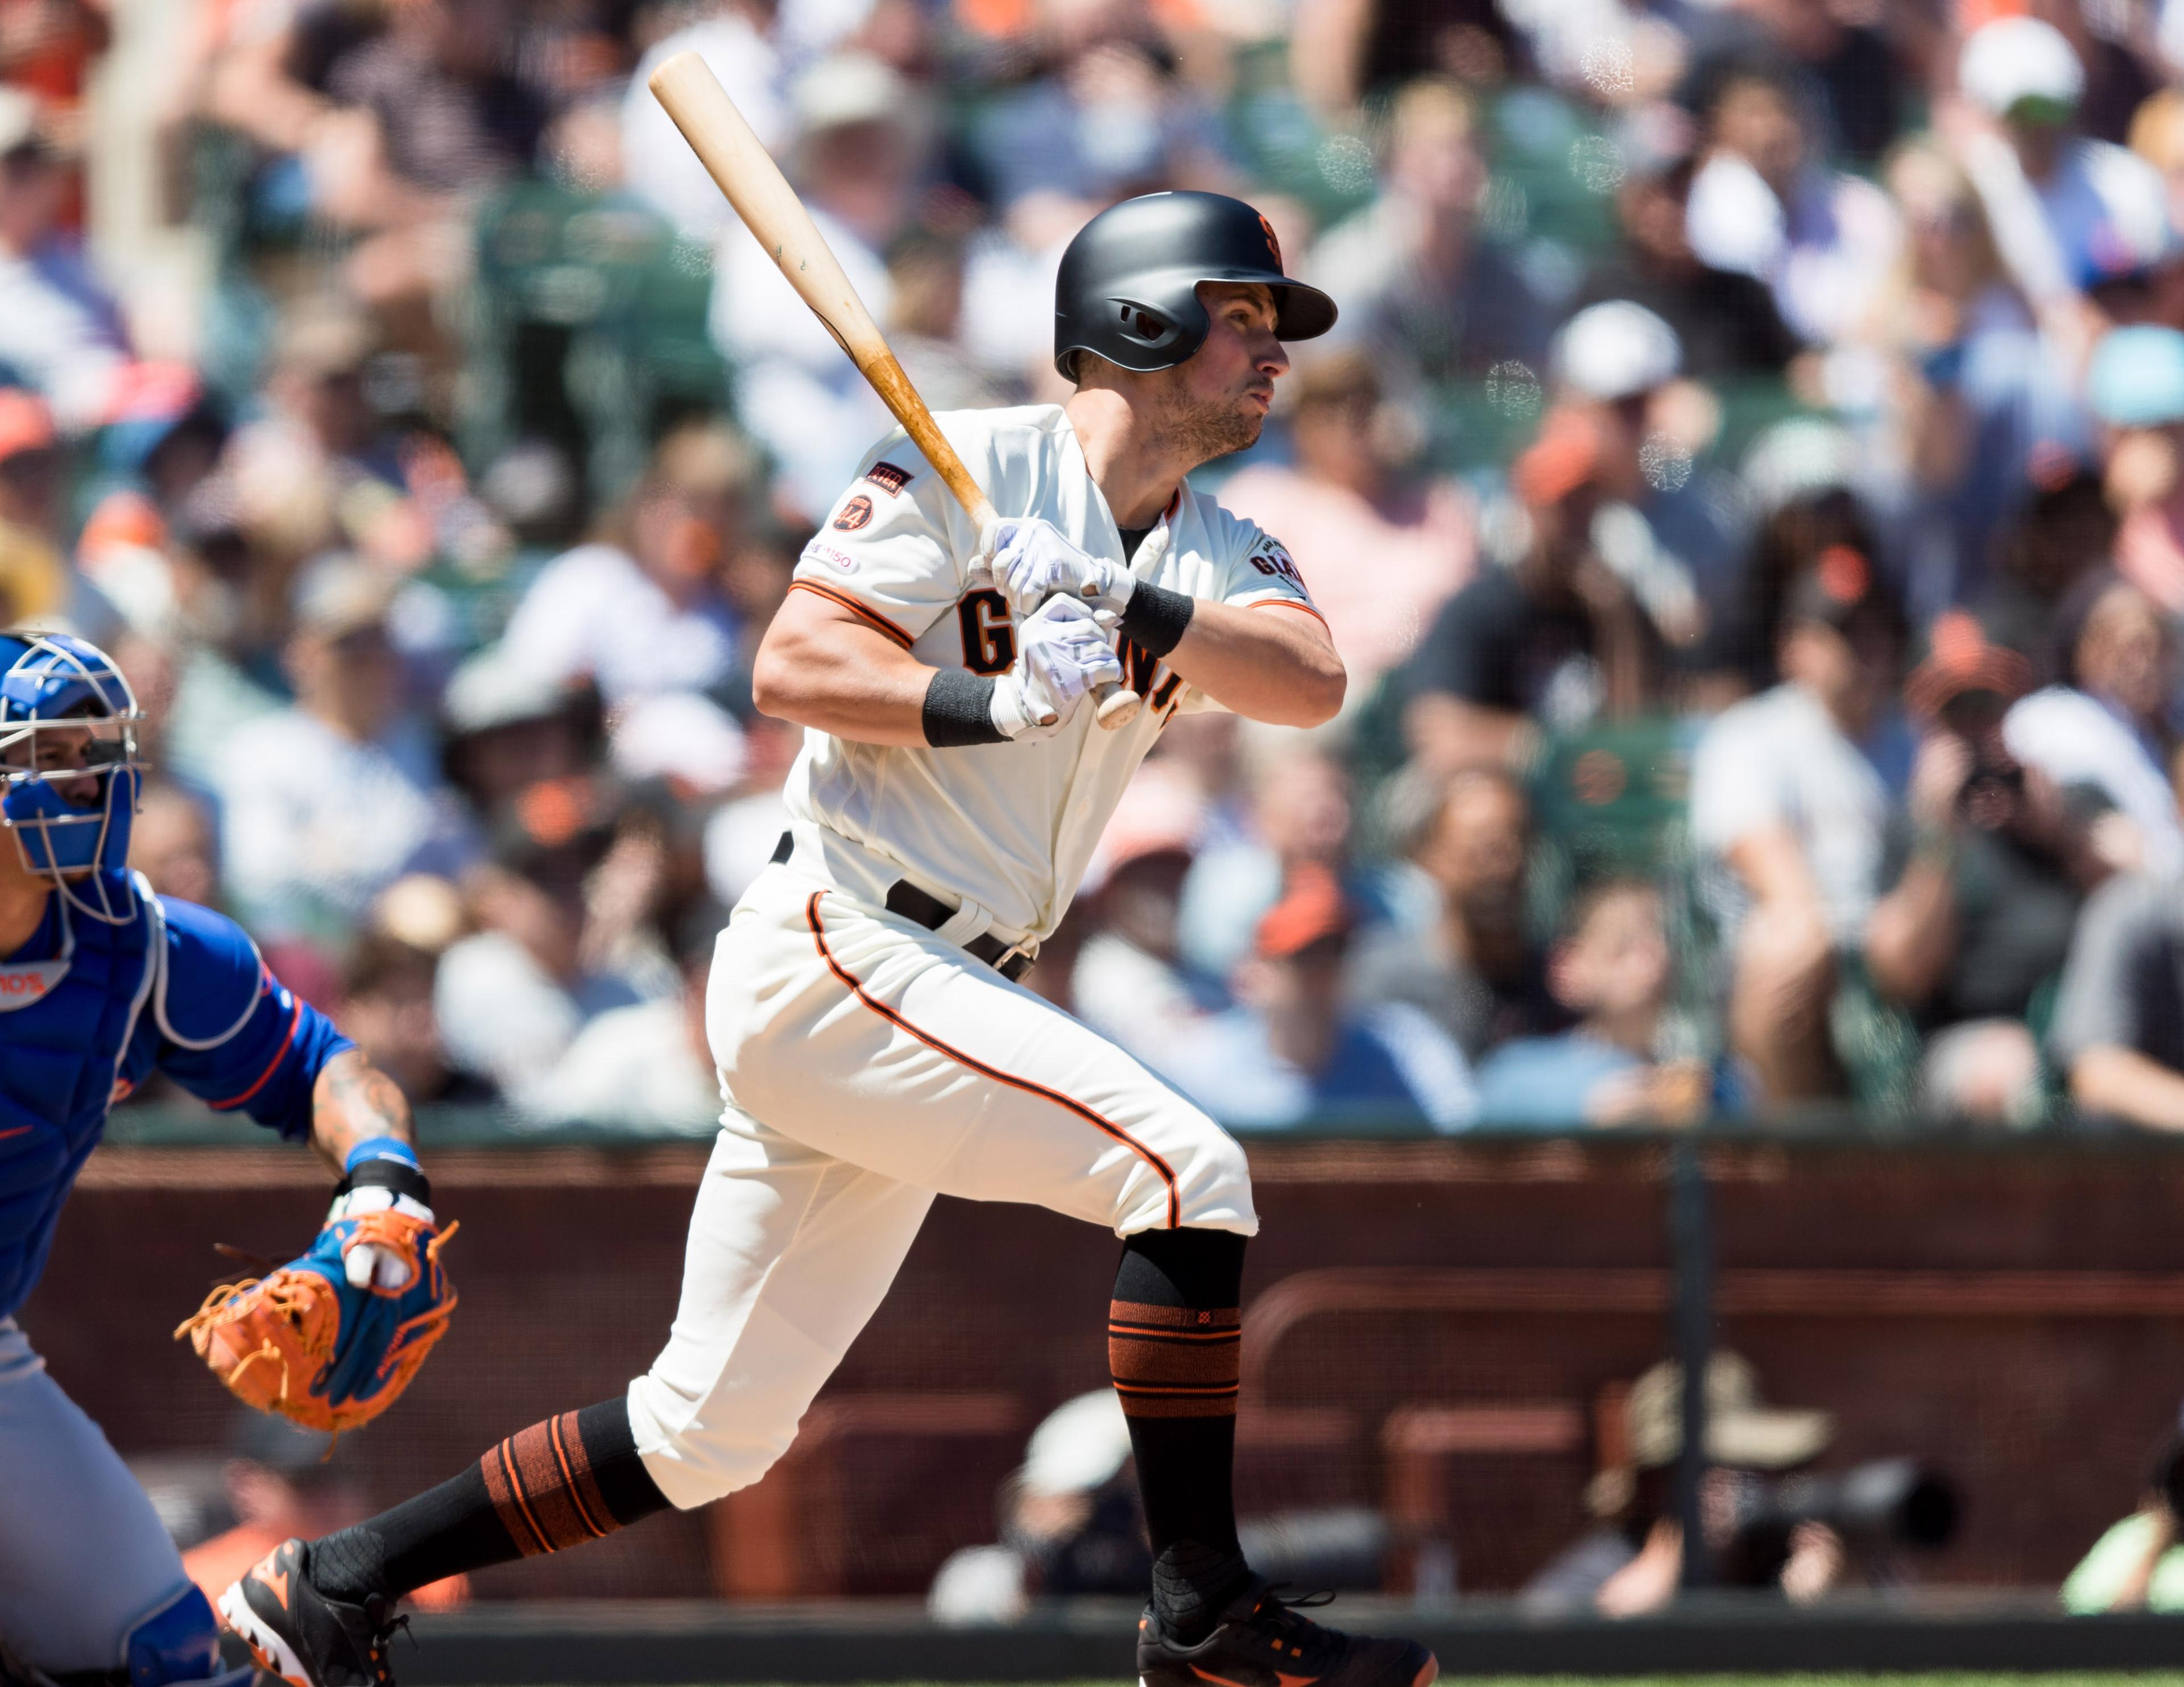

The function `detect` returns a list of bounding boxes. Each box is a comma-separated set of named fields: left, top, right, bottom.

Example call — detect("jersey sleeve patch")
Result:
left=1245, top=535, right=1313, bottom=601
left=792, top=432, right=967, bottom=644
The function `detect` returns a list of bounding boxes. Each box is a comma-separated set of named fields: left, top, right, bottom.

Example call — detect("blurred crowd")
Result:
left=25, top=0, right=2184, bottom=1131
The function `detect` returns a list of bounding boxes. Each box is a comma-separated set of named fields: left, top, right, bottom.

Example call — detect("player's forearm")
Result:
left=309, top=1048, right=417, bottom=1174
left=752, top=615, right=934, bottom=745
left=1159, top=598, right=1345, bottom=727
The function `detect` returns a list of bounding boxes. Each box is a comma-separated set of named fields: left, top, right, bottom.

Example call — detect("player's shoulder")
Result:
left=150, top=893, right=277, bottom=1048
left=857, top=404, right=1066, bottom=474
left=1185, top=481, right=1281, bottom=559
left=934, top=402, right=1073, bottom=469
left=1186, top=482, right=1310, bottom=595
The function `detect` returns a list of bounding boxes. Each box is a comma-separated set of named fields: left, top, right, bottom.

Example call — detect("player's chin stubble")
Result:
left=1155, top=384, right=1266, bottom=465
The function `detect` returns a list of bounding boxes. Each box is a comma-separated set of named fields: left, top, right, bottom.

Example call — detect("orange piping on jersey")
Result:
left=1248, top=597, right=1330, bottom=632
left=208, top=995, right=303, bottom=1110
left=788, top=580, right=916, bottom=649
left=803, top=892, right=1183, bottom=1228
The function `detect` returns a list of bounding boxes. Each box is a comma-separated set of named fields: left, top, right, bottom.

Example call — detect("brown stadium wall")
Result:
left=25, top=1134, right=2184, bottom=1601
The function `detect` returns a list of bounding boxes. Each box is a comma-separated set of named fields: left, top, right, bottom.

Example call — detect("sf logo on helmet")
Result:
left=1259, top=215, right=1281, bottom=270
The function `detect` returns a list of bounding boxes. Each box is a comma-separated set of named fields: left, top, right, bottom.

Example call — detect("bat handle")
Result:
left=1094, top=683, right=1142, bottom=729
left=977, top=500, right=1139, bottom=729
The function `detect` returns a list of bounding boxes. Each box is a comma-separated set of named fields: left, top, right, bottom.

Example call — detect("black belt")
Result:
left=771, top=832, right=1034, bottom=981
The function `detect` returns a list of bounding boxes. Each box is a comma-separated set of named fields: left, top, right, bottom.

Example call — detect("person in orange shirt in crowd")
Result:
left=181, top=1415, right=467, bottom=1616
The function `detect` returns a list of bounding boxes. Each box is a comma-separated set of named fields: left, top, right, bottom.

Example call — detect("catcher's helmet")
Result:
left=0, top=631, right=145, bottom=923
left=1053, top=191, right=1337, bottom=382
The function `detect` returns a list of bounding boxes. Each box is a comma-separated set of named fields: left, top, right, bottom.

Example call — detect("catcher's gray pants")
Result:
left=0, top=1316, right=196, bottom=1673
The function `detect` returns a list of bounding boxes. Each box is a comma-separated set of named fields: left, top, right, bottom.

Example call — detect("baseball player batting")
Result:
left=223, top=190, right=1437, bottom=1687
left=0, top=633, right=454, bottom=1685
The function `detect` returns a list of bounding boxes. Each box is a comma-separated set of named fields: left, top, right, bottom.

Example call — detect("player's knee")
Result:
left=124, top=1584, right=255, bottom=1687
left=626, top=1374, right=798, bottom=1509
left=1169, top=1117, right=1256, bottom=1233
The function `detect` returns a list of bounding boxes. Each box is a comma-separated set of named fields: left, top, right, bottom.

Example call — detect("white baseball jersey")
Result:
left=783, top=403, right=1322, bottom=945
left=630, top=405, right=1298, bottom=1507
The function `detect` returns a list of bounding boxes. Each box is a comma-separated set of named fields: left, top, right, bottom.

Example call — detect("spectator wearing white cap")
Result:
left=1549, top=299, right=1735, bottom=623
left=439, top=643, right=602, bottom=823
left=1953, top=16, right=2175, bottom=331
left=1683, top=51, right=1900, bottom=349
left=707, top=53, right=927, bottom=520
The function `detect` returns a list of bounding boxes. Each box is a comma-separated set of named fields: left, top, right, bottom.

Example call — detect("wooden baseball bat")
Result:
left=647, top=52, right=1141, bottom=729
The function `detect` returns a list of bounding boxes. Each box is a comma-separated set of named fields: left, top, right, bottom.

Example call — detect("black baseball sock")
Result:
left=309, top=1398, right=672, bottom=1603
left=1110, top=1227, right=1251, bottom=1643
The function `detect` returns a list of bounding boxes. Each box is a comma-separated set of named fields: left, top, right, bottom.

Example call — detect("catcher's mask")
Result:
left=0, top=631, right=146, bottom=924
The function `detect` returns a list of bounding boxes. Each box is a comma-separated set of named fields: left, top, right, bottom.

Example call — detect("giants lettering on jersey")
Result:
left=1118, top=639, right=1186, bottom=718
left=1247, top=539, right=1310, bottom=598
left=954, top=590, right=1184, bottom=718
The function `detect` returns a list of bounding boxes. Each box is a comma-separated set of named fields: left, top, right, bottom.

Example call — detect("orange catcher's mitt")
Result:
left=177, top=1186, right=457, bottom=1435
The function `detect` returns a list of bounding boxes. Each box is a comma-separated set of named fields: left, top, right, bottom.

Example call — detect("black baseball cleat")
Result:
left=218, top=1538, right=403, bottom=1687
left=1137, top=1577, right=1438, bottom=1687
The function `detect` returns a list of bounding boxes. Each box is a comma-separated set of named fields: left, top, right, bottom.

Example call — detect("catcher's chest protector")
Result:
left=0, top=871, right=153, bottom=1319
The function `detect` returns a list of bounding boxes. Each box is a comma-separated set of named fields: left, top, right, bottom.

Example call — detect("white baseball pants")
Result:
left=627, top=863, right=1255, bottom=1508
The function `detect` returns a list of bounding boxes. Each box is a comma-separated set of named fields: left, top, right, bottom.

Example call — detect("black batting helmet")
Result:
left=1053, top=191, right=1337, bottom=382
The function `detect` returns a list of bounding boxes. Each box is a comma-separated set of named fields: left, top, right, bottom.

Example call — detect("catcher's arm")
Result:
left=154, top=901, right=456, bottom=1431
left=309, top=1046, right=416, bottom=1173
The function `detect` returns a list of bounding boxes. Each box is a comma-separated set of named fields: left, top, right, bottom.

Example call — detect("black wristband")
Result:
left=1117, top=581, right=1195, bottom=658
left=922, top=668, right=1008, bottom=747
left=335, top=1155, right=432, bottom=1208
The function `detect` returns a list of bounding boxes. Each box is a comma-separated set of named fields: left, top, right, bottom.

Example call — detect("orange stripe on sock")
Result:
left=805, top=892, right=1182, bottom=1227
left=482, top=1441, right=549, bottom=1556
left=1111, top=1297, right=1240, bottom=1419
left=1108, top=1301, right=1239, bottom=1332
left=547, top=1412, right=608, bottom=1541
left=507, top=1418, right=603, bottom=1552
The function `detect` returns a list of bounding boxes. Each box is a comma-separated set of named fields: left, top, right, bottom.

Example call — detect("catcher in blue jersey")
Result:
left=0, top=632, right=456, bottom=1687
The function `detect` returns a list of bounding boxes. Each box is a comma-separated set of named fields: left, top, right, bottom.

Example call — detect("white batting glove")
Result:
left=989, top=596, right=1124, bottom=740
left=329, top=1184, right=433, bottom=1291
left=990, top=517, right=1135, bottom=625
